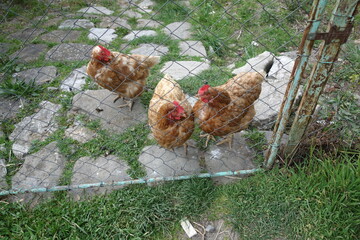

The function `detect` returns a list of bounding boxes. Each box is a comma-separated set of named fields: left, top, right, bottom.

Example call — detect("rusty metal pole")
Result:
left=284, top=0, right=359, bottom=158
left=264, top=0, right=328, bottom=169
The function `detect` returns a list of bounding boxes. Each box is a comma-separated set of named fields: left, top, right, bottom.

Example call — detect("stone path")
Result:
left=70, top=89, right=148, bottom=134
left=10, top=142, right=66, bottom=206
left=1, top=0, right=296, bottom=203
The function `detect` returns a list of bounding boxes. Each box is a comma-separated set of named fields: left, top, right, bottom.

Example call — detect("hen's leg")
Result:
left=183, top=142, right=188, bottom=155
left=113, top=95, right=123, bottom=103
left=216, top=134, right=234, bottom=149
left=117, top=99, right=134, bottom=111
left=199, top=133, right=216, bottom=148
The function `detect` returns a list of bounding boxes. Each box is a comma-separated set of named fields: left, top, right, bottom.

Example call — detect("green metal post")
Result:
left=264, top=0, right=328, bottom=169
left=284, top=0, right=359, bottom=158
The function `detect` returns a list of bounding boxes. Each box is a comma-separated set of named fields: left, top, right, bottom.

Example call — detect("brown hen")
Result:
left=87, top=45, right=160, bottom=110
left=148, top=74, right=194, bottom=154
left=193, top=61, right=273, bottom=148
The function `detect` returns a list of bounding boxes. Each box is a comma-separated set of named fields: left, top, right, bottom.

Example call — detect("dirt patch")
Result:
left=175, top=218, right=239, bottom=240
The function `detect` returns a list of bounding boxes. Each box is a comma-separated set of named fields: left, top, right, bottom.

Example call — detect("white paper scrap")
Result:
left=180, top=219, right=197, bottom=238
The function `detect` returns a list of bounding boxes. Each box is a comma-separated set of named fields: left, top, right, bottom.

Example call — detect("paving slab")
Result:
left=0, top=98, right=23, bottom=120
left=64, top=123, right=98, bottom=144
left=99, top=16, right=131, bottom=29
left=203, top=132, right=256, bottom=184
left=12, top=66, right=57, bottom=85
left=123, top=10, right=142, bottom=18
left=123, top=30, right=157, bottom=41
left=9, top=101, right=61, bottom=158
left=163, top=22, right=192, bottom=40
left=0, top=43, right=11, bottom=55
left=10, top=44, right=48, bottom=63
left=70, top=155, right=131, bottom=200
left=70, top=89, right=147, bottom=134
left=9, top=28, right=45, bottom=41
left=254, top=55, right=298, bottom=129
left=88, top=28, right=118, bottom=44
left=60, top=65, right=88, bottom=92
left=137, top=19, right=162, bottom=28
left=10, top=142, right=66, bottom=206
left=45, top=43, right=93, bottom=61
left=232, top=51, right=274, bottom=75
left=138, top=0, right=155, bottom=9
left=78, top=6, right=114, bottom=15
left=179, top=40, right=207, bottom=58
left=130, top=43, right=168, bottom=56
left=161, top=61, right=210, bottom=80
left=39, top=30, right=81, bottom=43
left=185, top=94, right=197, bottom=107
left=42, top=16, right=64, bottom=27
left=59, top=19, right=95, bottom=29
left=0, top=159, right=7, bottom=190
left=138, top=145, right=201, bottom=179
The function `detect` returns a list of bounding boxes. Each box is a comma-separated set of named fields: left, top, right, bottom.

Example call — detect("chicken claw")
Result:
left=199, top=133, right=216, bottom=148
left=216, top=134, right=234, bottom=149
left=114, top=96, right=134, bottom=111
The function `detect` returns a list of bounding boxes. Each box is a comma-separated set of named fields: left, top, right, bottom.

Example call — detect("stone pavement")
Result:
left=1, top=1, right=294, bottom=202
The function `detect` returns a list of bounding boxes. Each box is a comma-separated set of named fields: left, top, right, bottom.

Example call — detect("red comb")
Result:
left=198, top=84, right=210, bottom=95
left=173, top=101, right=184, bottom=112
left=98, top=45, right=111, bottom=56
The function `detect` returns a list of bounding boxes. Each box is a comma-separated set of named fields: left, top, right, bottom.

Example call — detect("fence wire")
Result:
left=0, top=0, right=358, bottom=203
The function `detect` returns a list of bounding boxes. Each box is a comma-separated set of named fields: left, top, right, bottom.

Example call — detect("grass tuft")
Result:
left=222, top=151, right=360, bottom=240
left=0, top=178, right=215, bottom=239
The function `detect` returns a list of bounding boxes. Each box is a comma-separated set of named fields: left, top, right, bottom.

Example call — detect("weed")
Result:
left=115, top=27, right=131, bottom=38
left=0, top=79, right=43, bottom=100
left=178, top=67, right=232, bottom=95
left=222, top=151, right=360, bottom=239
left=243, top=128, right=267, bottom=165
left=0, top=178, right=215, bottom=239
left=318, top=90, right=360, bottom=148
left=152, top=0, right=190, bottom=24
left=191, top=125, right=218, bottom=151
left=127, top=17, right=138, bottom=28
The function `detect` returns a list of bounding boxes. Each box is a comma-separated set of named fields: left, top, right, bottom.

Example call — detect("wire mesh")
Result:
left=0, top=0, right=357, bottom=203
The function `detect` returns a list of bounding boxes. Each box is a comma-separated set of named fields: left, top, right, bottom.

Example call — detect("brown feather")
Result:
left=193, top=72, right=264, bottom=137
left=148, top=74, right=194, bottom=149
left=86, top=46, right=160, bottom=99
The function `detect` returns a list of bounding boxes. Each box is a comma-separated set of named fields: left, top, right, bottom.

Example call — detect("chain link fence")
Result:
left=0, top=0, right=358, bottom=204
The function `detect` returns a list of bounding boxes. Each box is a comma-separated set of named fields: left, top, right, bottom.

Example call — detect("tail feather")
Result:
left=146, top=56, right=160, bottom=68
left=258, top=59, right=274, bottom=78
left=264, top=59, right=274, bottom=75
left=133, top=55, right=160, bottom=68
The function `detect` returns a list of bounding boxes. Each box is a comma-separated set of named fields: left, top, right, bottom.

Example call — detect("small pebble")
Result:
left=0, top=144, right=6, bottom=152
left=205, top=225, right=216, bottom=233
left=47, top=87, right=58, bottom=91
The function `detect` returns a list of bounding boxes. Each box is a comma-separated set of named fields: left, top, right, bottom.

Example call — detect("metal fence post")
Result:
left=284, top=0, right=359, bottom=158
left=264, top=0, right=329, bottom=169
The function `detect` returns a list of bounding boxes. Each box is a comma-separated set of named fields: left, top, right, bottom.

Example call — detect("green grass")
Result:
left=0, top=78, right=43, bottom=100
left=178, top=67, right=232, bottom=95
left=0, top=178, right=215, bottom=239
left=243, top=128, right=267, bottom=166
left=1, top=151, right=358, bottom=239
left=0, top=1, right=359, bottom=238
left=152, top=0, right=191, bottom=24
left=221, top=150, right=360, bottom=239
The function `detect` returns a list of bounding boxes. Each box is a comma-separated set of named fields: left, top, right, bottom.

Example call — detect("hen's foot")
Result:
left=216, top=134, right=234, bottom=149
left=183, top=143, right=188, bottom=155
left=113, top=95, right=122, bottom=103
left=117, top=99, right=134, bottom=111
left=199, top=133, right=216, bottom=148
